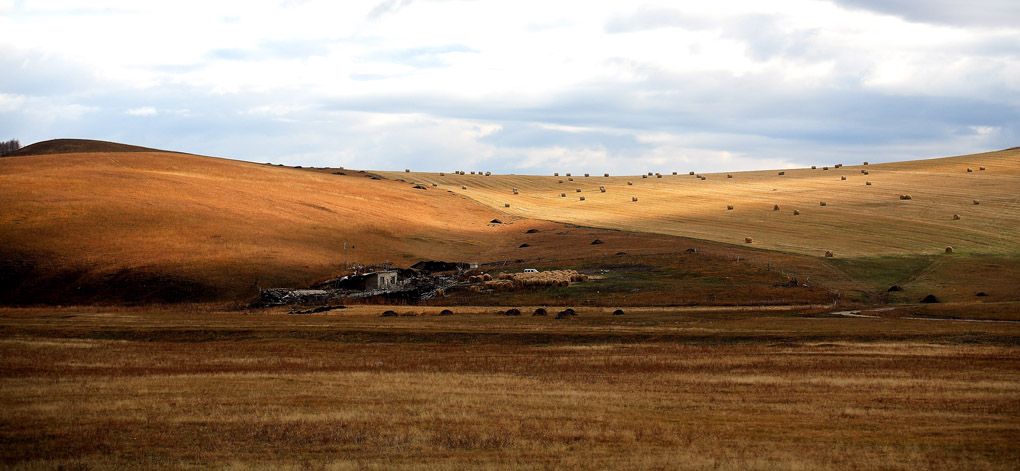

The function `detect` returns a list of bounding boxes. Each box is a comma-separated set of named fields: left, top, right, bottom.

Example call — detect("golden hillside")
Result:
left=384, top=148, right=1020, bottom=258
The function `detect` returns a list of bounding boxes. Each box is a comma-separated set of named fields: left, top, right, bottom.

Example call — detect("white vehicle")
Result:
left=523, top=268, right=539, bottom=273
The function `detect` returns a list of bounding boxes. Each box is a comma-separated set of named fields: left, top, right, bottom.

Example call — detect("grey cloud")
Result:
left=832, top=0, right=1020, bottom=28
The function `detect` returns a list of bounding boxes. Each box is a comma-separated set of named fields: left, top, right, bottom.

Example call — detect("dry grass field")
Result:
left=385, top=147, right=1020, bottom=258
left=1, top=305, right=1018, bottom=470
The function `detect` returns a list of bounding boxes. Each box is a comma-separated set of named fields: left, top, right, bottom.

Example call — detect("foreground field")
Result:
left=2, top=305, right=1018, bottom=470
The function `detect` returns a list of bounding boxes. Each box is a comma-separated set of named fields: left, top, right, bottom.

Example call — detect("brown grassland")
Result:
left=2, top=141, right=1020, bottom=469
left=1, top=305, right=1019, bottom=470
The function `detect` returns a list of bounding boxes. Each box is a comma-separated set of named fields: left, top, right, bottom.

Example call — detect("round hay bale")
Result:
left=559, top=179, right=564, bottom=183
left=778, top=171, right=785, bottom=176
left=600, top=186, right=606, bottom=193
left=533, top=308, right=548, bottom=316
left=945, top=246, right=954, bottom=253
left=439, top=172, right=445, bottom=176
left=773, top=204, right=780, bottom=211
left=513, top=188, right=518, bottom=194
left=887, top=285, right=903, bottom=292
left=793, top=209, right=800, bottom=215
left=648, top=172, right=653, bottom=176
left=561, top=193, right=566, bottom=197
left=627, top=181, right=633, bottom=185
left=483, top=274, right=493, bottom=281
left=504, top=203, right=510, bottom=208
left=973, top=200, right=980, bottom=205
left=953, top=214, right=961, bottom=220
left=405, top=169, right=410, bottom=173
left=863, top=161, right=869, bottom=165
left=579, top=196, right=585, bottom=201
left=727, top=174, right=733, bottom=178
left=822, top=166, right=829, bottom=170
left=554, top=172, right=559, bottom=176
left=700, top=176, right=706, bottom=180
left=576, top=188, right=582, bottom=192
left=919, top=294, right=939, bottom=303
left=824, top=250, right=834, bottom=258
left=841, top=176, right=846, bottom=180
left=811, top=166, right=817, bottom=169
left=657, top=174, right=662, bottom=178
left=819, top=201, right=827, bottom=206
left=591, top=239, right=604, bottom=245
left=462, top=185, right=467, bottom=190
left=432, top=183, right=437, bottom=187
left=642, top=175, right=648, bottom=178
left=672, top=171, right=678, bottom=175
left=632, top=196, right=638, bottom=202
left=604, top=173, right=610, bottom=177
left=470, top=171, right=475, bottom=175
left=485, top=171, right=491, bottom=176
left=504, top=308, right=521, bottom=316
left=380, top=310, right=398, bottom=317
left=612, top=309, right=625, bottom=316
left=967, top=168, right=973, bottom=172
left=727, top=205, right=734, bottom=210
left=689, top=171, right=695, bottom=175
left=836, top=164, right=843, bottom=168
left=744, top=237, right=753, bottom=244
left=585, top=173, right=590, bottom=177
left=566, top=173, right=571, bottom=176
left=439, top=309, right=454, bottom=316
left=979, top=166, right=986, bottom=171
left=899, top=194, right=912, bottom=200
left=569, top=177, right=574, bottom=181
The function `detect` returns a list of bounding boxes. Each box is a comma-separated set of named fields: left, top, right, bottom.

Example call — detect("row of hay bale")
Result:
left=467, top=273, right=494, bottom=283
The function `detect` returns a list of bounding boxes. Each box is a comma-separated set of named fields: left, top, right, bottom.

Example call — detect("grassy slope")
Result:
left=385, top=148, right=1020, bottom=258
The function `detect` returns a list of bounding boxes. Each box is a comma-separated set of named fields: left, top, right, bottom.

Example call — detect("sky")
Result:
left=1, top=0, right=1018, bottom=174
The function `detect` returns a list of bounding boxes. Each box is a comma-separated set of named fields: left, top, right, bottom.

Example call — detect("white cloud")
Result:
left=126, top=106, right=157, bottom=116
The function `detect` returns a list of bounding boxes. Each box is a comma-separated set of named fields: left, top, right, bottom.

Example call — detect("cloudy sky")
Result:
left=2, top=1, right=1018, bottom=174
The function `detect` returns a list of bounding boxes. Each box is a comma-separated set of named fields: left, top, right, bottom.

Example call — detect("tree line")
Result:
left=0, top=139, right=21, bottom=157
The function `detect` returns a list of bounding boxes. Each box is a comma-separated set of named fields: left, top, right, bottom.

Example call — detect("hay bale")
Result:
left=727, top=205, right=734, bottom=210
left=824, top=250, right=833, bottom=257
left=919, top=294, right=940, bottom=303
left=836, top=164, right=843, bottom=168
left=793, top=209, right=800, bottom=215
left=568, top=177, right=574, bottom=181
left=863, top=161, right=869, bottom=165
left=566, top=173, right=571, bottom=176
left=672, top=171, right=678, bottom=175
left=405, top=169, right=410, bottom=172
left=967, top=168, right=973, bottom=172
left=579, top=196, right=585, bottom=201
left=648, top=172, right=653, bottom=176
left=554, top=172, right=559, bottom=176
left=979, top=166, right=986, bottom=171
left=866, top=181, right=872, bottom=185
left=642, top=175, right=648, bottom=178
left=503, top=308, right=521, bottom=316
left=533, top=308, right=548, bottom=316
left=887, top=285, right=903, bottom=292
left=612, top=309, right=625, bottom=316
left=561, top=193, right=566, bottom=197
left=461, top=185, right=467, bottom=190
left=819, top=201, right=827, bottom=206
left=380, top=310, right=398, bottom=317
left=559, top=179, right=564, bottom=183
left=439, top=172, right=445, bottom=176
left=899, top=195, right=912, bottom=200
left=727, top=174, right=733, bottom=178
left=945, top=246, right=954, bottom=253
left=822, top=166, right=829, bottom=170
left=439, top=309, right=453, bottom=316
left=576, top=188, right=582, bottom=192
left=657, top=174, right=662, bottom=178
left=483, top=274, right=493, bottom=281
left=778, top=171, right=785, bottom=176
left=600, top=186, right=606, bottom=193
left=591, top=239, right=603, bottom=245
left=744, top=237, right=753, bottom=243
left=504, top=203, right=510, bottom=208
left=470, top=171, right=475, bottom=175
left=585, top=173, right=590, bottom=177
left=432, top=183, right=437, bottom=187
left=526, top=228, right=539, bottom=233
left=604, top=173, right=610, bottom=177
left=485, top=171, right=491, bottom=176
left=841, top=176, right=846, bottom=180
left=811, top=166, right=817, bottom=169
left=953, top=214, right=961, bottom=220
left=632, top=196, right=638, bottom=202
left=627, top=181, right=633, bottom=185
left=973, top=200, right=980, bottom=205
left=513, top=188, right=519, bottom=195
left=773, top=204, right=780, bottom=211
left=700, top=176, right=706, bottom=180
left=689, top=171, right=695, bottom=175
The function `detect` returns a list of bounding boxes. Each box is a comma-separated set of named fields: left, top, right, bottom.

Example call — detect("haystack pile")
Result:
left=494, top=270, right=589, bottom=288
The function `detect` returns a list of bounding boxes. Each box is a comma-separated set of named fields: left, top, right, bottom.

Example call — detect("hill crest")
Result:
left=8, top=138, right=177, bottom=157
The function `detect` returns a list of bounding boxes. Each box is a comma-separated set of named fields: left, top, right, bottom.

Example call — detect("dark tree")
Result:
left=0, top=139, right=21, bottom=157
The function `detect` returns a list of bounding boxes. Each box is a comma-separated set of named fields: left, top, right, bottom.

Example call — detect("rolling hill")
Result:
left=2, top=139, right=1018, bottom=304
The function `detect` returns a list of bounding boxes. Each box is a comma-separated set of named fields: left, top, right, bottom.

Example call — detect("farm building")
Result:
left=365, top=270, right=398, bottom=290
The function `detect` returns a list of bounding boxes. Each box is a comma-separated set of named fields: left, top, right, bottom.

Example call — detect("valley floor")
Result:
left=1, top=305, right=1019, bottom=470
